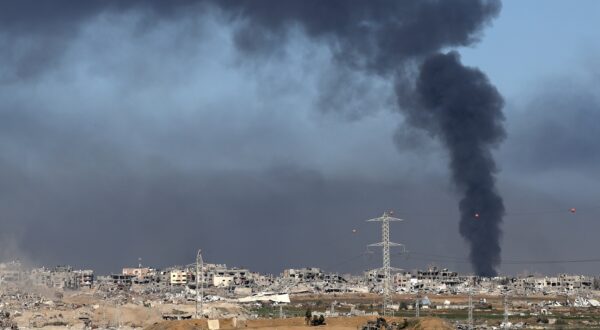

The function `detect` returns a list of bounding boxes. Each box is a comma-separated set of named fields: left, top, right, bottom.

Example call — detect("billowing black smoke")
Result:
left=1, top=0, right=506, bottom=274
left=216, top=1, right=506, bottom=276
left=402, top=52, right=506, bottom=276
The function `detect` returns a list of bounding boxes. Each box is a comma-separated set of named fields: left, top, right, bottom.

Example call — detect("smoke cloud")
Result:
left=215, top=1, right=506, bottom=275
left=0, top=1, right=507, bottom=274
left=400, top=52, right=505, bottom=276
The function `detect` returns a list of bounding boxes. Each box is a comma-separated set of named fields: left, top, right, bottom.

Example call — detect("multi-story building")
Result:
left=283, top=268, right=323, bottom=281
left=417, top=267, right=461, bottom=286
left=365, top=269, right=386, bottom=284
left=213, top=275, right=234, bottom=287
left=75, top=270, right=94, bottom=287
left=123, top=267, right=152, bottom=279
left=211, top=267, right=251, bottom=286
left=0, top=261, right=23, bottom=284
left=109, top=274, right=134, bottom=286
left=48, top=265, right=79, bottom=289
left=170, top=270, right=189, bottom=285
left=31, top=267, right=53, bottom=287
left=558, top=274, right=593, bottom=290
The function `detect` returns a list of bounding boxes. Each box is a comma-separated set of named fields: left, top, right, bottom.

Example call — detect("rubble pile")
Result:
left=2, top=260, right=600, bottom=329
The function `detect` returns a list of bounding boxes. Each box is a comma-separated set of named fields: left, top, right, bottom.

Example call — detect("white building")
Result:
left=213, top=275, right=234, bottom=287
left=170, top=270, right=189, bottom=285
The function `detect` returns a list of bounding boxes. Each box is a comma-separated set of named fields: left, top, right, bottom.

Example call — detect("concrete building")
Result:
left=48, top=266, right=79, bottom=289
left=123, top=267, right=152, bottom=279
left=0, top=261, right=23, bottom=284
left=31, top=267, right=53, bottom=287
left=158, top=270, right=171, bottom=284
left=212, top=267, right=251, bottom=286
left=283, top=268, right=323, bottom=281
left=213, top=275, right=234, bottom=287
left=365, top=269, right=386, bottom=284
left=110, top=274, right=134, bottom=286
left=417, top=267, right=461, bottom=287
left=170, top=270, right=189, bottom=285
left=75, top=270, right=94, bottom=287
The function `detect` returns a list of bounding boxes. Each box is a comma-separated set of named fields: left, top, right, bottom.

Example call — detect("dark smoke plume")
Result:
left=217, top=0, right=501, bottom=72
left=0, top=0, right=505, bottom=274
left=0, top=1, right=501, bottom=80
left=401, top=52, right=505, bottom=276
left=217, top=1, right=506, bottom=275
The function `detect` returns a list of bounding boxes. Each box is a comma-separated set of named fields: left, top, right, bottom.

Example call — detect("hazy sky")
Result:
left=1, top=1, right=599, bottom=276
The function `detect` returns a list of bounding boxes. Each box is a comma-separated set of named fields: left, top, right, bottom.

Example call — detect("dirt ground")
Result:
left=145, top=316, right=453, bottom=330
left=6, top=290, right=570, bottom=329
left=410, top=317, right=453, bottom=330
left=292, top=292, right=553, bottom=304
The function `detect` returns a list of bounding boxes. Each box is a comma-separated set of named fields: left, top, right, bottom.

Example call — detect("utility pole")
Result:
left=196, top=249, right=204, bottom=319
left=503, top=292, right=509, bottom=329
left=116, top=300, right=121, bottom=329
left=367, top=211, right=405, bottom=316
left=468, top=284, right=473, bottom=330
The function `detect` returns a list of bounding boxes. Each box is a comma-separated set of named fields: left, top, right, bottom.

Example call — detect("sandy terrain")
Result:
left=145, top=316, right=453, bottom=330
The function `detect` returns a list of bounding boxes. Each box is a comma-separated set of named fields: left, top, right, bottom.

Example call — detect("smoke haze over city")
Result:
left=1, top=1, right=600, bottom=276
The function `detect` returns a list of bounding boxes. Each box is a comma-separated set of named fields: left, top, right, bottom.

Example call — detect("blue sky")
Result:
left=462, top=0, right=600, bottom=100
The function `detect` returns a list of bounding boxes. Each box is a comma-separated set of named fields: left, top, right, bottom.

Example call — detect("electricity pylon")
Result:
left=415, top=293, right=420, bottom=318
left=367, top=211, right=405, bottom=316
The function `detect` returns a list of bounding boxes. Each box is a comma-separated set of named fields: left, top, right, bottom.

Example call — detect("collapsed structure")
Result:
left=2, top=259, right=600, bottom=329
left=2, top=259, right=597, bottom=298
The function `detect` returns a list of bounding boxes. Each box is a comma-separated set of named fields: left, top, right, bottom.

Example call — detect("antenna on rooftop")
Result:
left=366, top=211, right=406, bottom=316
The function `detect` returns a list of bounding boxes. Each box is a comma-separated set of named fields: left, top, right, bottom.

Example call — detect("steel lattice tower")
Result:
left=415, top=294, right=420, bottom=318
left=367, top=211, right=405, bottom=316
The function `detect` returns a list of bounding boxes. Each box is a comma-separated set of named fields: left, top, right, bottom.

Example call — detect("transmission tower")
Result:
left=367, top=211, right=405, bottom=316
left=196, top=249, right=204, bottom=319
left=415, top=293, right=420, bottom=318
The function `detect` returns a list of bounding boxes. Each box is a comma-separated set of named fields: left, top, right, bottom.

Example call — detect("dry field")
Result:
left=145, top=316, right=452, bottom=330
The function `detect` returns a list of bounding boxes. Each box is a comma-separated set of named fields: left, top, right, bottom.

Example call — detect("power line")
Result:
left=321, top=251, right=371, bottom=270
left=386, top=205, right=600, bottom=218
left=397, top=251, right=600, bottom=265
left=504, top=258, right=600, bottom=265
left=320, top=251, right=600, bottom=274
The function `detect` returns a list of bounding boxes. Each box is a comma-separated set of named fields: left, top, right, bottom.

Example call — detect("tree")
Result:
left=305, top=309, right=312, bottom=325
left=312, top=315, right=319, bottom=325
left=318, top=315, right=325, bottom=325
